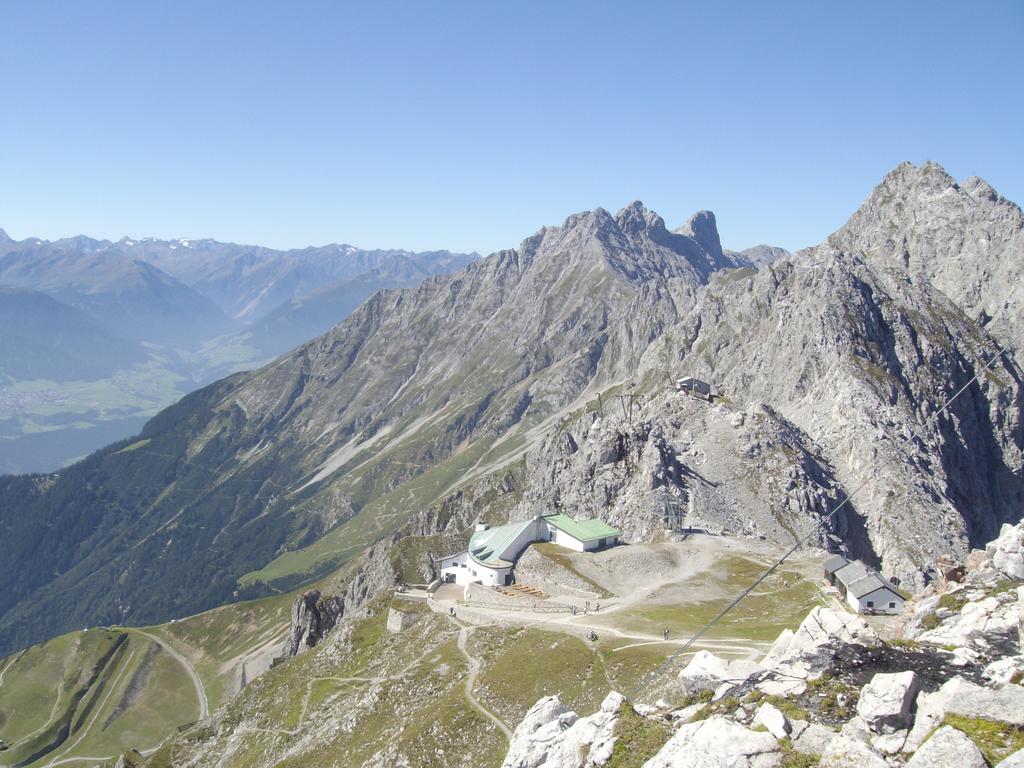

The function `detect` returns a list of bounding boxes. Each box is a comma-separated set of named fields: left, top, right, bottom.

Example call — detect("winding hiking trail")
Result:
left=128, top=628, right=209, bottom=719
left=447, top=617, right=513, bottom=742
left=0, top=660, right=12, bottom=689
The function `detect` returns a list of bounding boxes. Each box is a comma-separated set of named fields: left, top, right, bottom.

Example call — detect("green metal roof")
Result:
left=544, top=514, right=620, bottom=542
left=468, top=520, right=535, bottom=568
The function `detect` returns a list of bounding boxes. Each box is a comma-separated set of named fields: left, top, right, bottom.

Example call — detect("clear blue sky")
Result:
left=1, top=1, right=1021, bottom=255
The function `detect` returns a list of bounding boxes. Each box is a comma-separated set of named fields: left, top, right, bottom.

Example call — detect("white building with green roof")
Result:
left=438, top=514, right=621, bottom=586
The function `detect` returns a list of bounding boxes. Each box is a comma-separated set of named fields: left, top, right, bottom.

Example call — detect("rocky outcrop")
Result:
left=513, top=394, right=846, bottom=549
left=988, top=521, right=1024, bottom=580
left=284, top=590, right=344, bottom=656
left=906, top=726, right=986, bottom=768
left=757, top=606, right=879, bottom=695
left=642, top=716, right=781, bottom=768
left=500, top=692, right=623, bottom=768
left=855, top=671, right=920, bottom=734
left=678, top=650, right=761, bottom=697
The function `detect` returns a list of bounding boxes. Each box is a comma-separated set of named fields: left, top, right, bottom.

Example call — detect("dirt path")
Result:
left=128, top=628, right=208, bottom=719
left=431, top=596, right=766, bottom=659
left=0, top=654, right=17, bottom=688
left=445, top=617, right=513, bottom=742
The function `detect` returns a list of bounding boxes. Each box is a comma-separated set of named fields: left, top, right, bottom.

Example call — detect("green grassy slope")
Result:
left=145, top=594, right=675, bottom=768
left=0, top=586, right=303, bottom=768
left=0, top=629, right=197, bottom=768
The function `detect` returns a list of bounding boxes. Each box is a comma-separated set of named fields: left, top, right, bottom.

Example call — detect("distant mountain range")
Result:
left=0, top=231, right=477, bottom=473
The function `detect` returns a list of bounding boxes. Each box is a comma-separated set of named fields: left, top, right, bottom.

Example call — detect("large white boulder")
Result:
left=789, top=719, right=836, bottom=756
left=677, top=651, right=761, bottom=697
left=984, top=655, right=1024, bottom=686
left=855, top=670, right=920, bottom=734
left=906, top=725, right=986, bottom=768
left=987, top=521, right=1024, bottom=580
left=751, top=702, right=790, bottom=739
left=501, top=692, right=623, bottom=768
left=951, top=681, right=1024, bottom=725
left=819, top=733, right=889, bottom=768
left=641, top=716, right=781, bottom=768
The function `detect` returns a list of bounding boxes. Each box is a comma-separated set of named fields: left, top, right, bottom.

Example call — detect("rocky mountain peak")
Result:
left=827, top=160, right=1024, bottom=355
left=614, top=200, right=668, bottom=236
left=675, top=209, right=724, bottom=260
left=0, top=227, right=11, bottom=242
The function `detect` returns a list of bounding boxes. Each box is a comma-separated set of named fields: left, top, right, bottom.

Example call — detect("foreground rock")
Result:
left=501, top=692, right=622, bottom=768
left=642, top=716, right=780, bottom=768
left=988, top=522, right=1024, bottom=580
left=677, top=650, right=760, bottom=696
left=503, top=518, right=1024, bottom=768
left=757, top=606, right=879, bottom=695
left=906, top=726, right=986, bottom=768
left=819, top=733, right=889, bottom=768
left=855, top=671, right=920, bottom=733
left=751, top=702, right=789, bottom=739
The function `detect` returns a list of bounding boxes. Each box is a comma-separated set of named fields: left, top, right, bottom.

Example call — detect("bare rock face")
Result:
left=284, top=589, right=344, bottom=657
left=514, top=393, right=845, bottom=550
left=826, top=160, right=1024, bottom=360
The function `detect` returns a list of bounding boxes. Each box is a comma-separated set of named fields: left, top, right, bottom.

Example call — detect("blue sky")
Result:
left=1, top=1, right=1021, bottom=255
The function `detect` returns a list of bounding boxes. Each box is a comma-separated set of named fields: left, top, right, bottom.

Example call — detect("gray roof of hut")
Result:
left=833, top=561, right=871, bottom=585
left=823, top=555, right=850, bottom=575
left=833, top=558, right=903, bottom=599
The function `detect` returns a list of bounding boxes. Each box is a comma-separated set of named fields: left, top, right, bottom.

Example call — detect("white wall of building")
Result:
left=549, top=527, right=586, bottom=552
left=543, top=523, right=617, bottom=552
left=439, top=552, right=470, bottom=585
left=847, top=588, right=904, bottom=615
left=439, top=550, right=513, bottom=586
left=468, top=564, right=512, bottom=586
